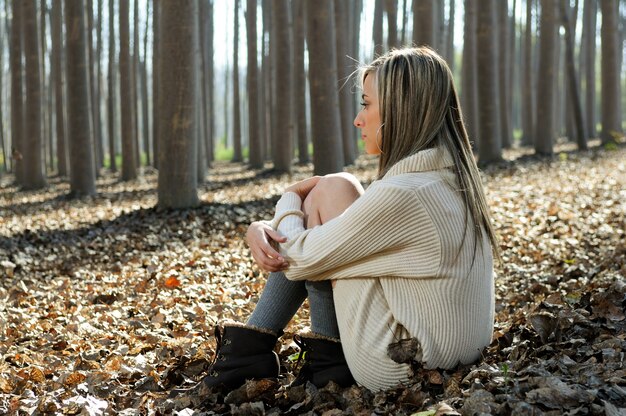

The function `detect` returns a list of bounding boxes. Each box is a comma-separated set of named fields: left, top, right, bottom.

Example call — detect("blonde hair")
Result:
left=359, top=47, right=500, bottom=261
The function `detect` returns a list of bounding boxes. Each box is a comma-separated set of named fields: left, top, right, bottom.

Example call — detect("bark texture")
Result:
left=119, top=0, right=137, bottom=180
left=535, top=0, right=558, bottom=156
left=599, top=0, right=622, bottom=144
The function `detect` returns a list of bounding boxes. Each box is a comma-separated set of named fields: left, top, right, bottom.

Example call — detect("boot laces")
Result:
left=208, top=326, right=224, bottom=378
left=293, top=334, right=309, bottom=372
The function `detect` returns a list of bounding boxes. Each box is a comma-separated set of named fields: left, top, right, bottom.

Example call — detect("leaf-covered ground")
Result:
left=1, top=145, right=625, bottom=415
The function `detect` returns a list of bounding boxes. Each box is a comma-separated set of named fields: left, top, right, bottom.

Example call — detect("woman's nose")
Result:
left=353, top=114, right=362, bottom=128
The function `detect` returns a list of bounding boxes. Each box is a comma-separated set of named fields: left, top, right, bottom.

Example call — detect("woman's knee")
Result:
left=304, top=173, right=364, bottom=224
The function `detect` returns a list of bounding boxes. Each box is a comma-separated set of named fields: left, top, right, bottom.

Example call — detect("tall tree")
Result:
left=157, top=0, right=199, bottom=209
left=65, top=0, right=96, bottom=196
left=413, top=0, right=435, bottom=47
left=521, top=0, right=534, bottom=146
left=400, top=0, right=408, bottom=45
left=142, top=0, right=150, bottom=166
left=373, top=0, right=383, bottom=56
left=461, top=0, right=478, bottom=143
left=23, top=0, right=46, bottom=189
left=87, top=0, right=100, bottom=173
left=52, top=0, right=68, bottom=176
left=271, top=0, right=292, bottom=173
left=40, top=0, right=50, bottom=173
left=0, top=12, right=5, bottom=174
left=10, top=0, right=25, bottom=184
left=152, top=0, right=159, bottom=168
left=581, top=0, right=596, bottom=138
left=247, top=0, right=263, bottom=168
left=498, top=0, right=512, bottom=149
left=292, top=0, right=308, bottom=164
left=305, top=0, right=343, bottom=175
left=95, top=0, right=104, bottom=170
left=535, top=0, right=558, bottom=156
left=133, top=0, right=140, bottom=166
left=107, top=0, right=116, bottom=172
left=560, top=0, right=586, bottom=150
left=119, top=0, right=137, bottom=180
left=335, top=0, right=356, bottom=165
left=446, top=0, right=456, bottom=70
left=205, top=0, right=215, bottom=166
left=599, top=0, right=622, bottom=145
left=385, top=0, right=399, bottom=49
left=232, top=0, right=242, bottom=162
left=476, top=0, right=502, bottom=164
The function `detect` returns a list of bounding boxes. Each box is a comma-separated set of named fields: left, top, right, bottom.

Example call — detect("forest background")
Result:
left=1, top=0, right=625, bottom=414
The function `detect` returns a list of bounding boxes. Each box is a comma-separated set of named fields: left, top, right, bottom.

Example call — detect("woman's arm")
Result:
left=274, top=181, right=441, bottom=282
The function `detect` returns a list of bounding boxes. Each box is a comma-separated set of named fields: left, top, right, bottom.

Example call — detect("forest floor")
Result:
left=0, top=142, right=625, bottom=415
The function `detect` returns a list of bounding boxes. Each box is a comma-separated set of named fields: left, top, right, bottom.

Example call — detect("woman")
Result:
left=199, top=47, right=498, bottom=393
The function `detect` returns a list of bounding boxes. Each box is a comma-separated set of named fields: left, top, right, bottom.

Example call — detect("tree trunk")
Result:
left=52, top=0, right=68, bottom=176
left=133, top=0, right=140, bottom=166
left=65, top=0, right=96, bottom=196
left=292, top=0, right=308, bottom=164
left=0, top=21, right=5, bottom=173
left=476, top=0, right=502, bottom=164
left=385, top=0, right=398, bottom=49
left=206, top=0, right=215, bottom=166
left=581, top=0, right=596, bottom=138
left=599, top=0, right=621, bottom=144
left=23, top=0, right=46, bottom=189
left=87, top=0, right=100, bottom=175
left=10, top=0, right=25, bottom=184
left=119, top=0, right=137, bottom=180
left=95, top=0, right=104, bottom=170
left=413, top=0, right=435, bottom=48
left=270, top=0, right=292, bottom=173
left=560, top=0, right=586, bottom=150
left=373, top=0, right=383, bottom=56
left=498, top=0, right=512, bottom=149
left=40, top=0, right=50, bottom=174
left=521, top=0, right=534, bottom=146
left=305, top=0, right=343, bottom=175
left=157, top=0, right=199, bottom=209
left=446, top=0, right=455, bottom=71
left=535, top=0, right=558, bottom=156
left=400, top=0, right=408, bottom=45
left=335, top=0, right=355, bottom=166
left=195, top=18, right=205, bottom=184
left=107, top=0, right=116, bottom=172
left=461, top=0, right=478, bottom=144
left=152, top=0, right=159, bottom=168
left=232, top=0, right=242, bottom=162
left=142, top=0, right=150, bottom=166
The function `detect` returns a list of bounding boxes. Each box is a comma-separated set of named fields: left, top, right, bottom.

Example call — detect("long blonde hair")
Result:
left=360, top=47, right=500, bottom=260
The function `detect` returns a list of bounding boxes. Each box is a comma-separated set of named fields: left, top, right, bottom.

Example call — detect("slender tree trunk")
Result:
left=142, top=0, right=150, bottom=167
left=400, top=0, right=408, bottom=45
left=52, top=1, right=67, bottom=176
left=65, top=0, right=96, bottom=196
left=206, top=0, right=215, bottom=166
left=40, top=0, right=50, bottom=174
left=108, top=0, right=117, bottom=172
left=446, top=0, right=455, bottom=71
left=413, top=0, right=435, bottom=47
left=23, top=0, right=46, bottom=189
left=521, top=0, right=534, bottom=145
left=476, top=0, right=502, bottom=164
left=157, top=0, right=198, bottom=208
left=305, top=0, right=343, bottom=175
left=10, top=0, right=25, bottom=184
left=271, top=0, right=292, bottom=173
left=232, top=0, right=242, bottom=162
left=385, top=0, right=399, bottom=49
left=87, top=0, right=100, bottom=175
left=152, top=0, right=159, bottom=168
left=195, top=14, right=205, bottom=184
left=292, top=0, right=308, bottom=164
left=0, top=20, right=5, bottom=174
left=498, top=0, right=512, bottom=149
left=535, top=0, right=558, bottom=156
left=582, top=0, right=596, bottom=138
left=600, top=0, right=622, bottom=144
left=120, top=0, right=137, bottom=180
left=560, top=0, right=586, bottom=150
left=133, top=0, right=140, bottom=166
left=373, top=0, right=383, bottom=56
left=247, top=0, right=262, bottom=168
left=335, top=0, right=355, bottom=165
left=95, top=0, right=104, bottom=169
left=461, top=0, right=478, bottom=144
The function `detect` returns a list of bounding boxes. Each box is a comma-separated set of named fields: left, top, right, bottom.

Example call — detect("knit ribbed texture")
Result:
left=271, top=148, right=494, bottom=391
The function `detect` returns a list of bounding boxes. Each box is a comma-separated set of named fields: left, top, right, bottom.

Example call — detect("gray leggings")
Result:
left=247, top=271, right=340, bottom=338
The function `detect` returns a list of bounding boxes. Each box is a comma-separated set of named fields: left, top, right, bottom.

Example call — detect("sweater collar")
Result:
left=383, top=147, right=455, bottom=178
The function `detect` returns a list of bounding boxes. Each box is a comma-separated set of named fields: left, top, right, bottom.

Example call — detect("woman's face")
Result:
left=353, top=74, right=382, bottom=155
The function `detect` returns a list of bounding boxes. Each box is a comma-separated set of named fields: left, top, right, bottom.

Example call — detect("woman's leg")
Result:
left=301, top=173, right=364, bottom=338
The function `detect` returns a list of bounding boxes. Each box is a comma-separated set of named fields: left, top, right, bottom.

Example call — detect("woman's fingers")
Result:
left=265, top=228, right=287, bottom=244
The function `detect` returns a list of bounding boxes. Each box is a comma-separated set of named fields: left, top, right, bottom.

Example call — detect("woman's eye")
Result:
left=360, top=102, right=367, bottom=107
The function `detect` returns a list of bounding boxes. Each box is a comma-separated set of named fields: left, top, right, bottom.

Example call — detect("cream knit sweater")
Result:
left=271, top=148, right=494, bottom=391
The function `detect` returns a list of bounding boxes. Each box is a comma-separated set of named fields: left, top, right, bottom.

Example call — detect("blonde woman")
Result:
left=196, top=47, right=499, bottom=393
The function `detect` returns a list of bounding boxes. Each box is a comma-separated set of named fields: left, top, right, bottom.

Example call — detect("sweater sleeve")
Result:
left=270, top=182, right=441, bottom=281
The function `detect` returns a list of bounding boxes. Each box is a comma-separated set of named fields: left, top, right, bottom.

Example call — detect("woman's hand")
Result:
left=246, top=221, right=290, bottom=272
left=284, top=176, right=322, bottom=200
